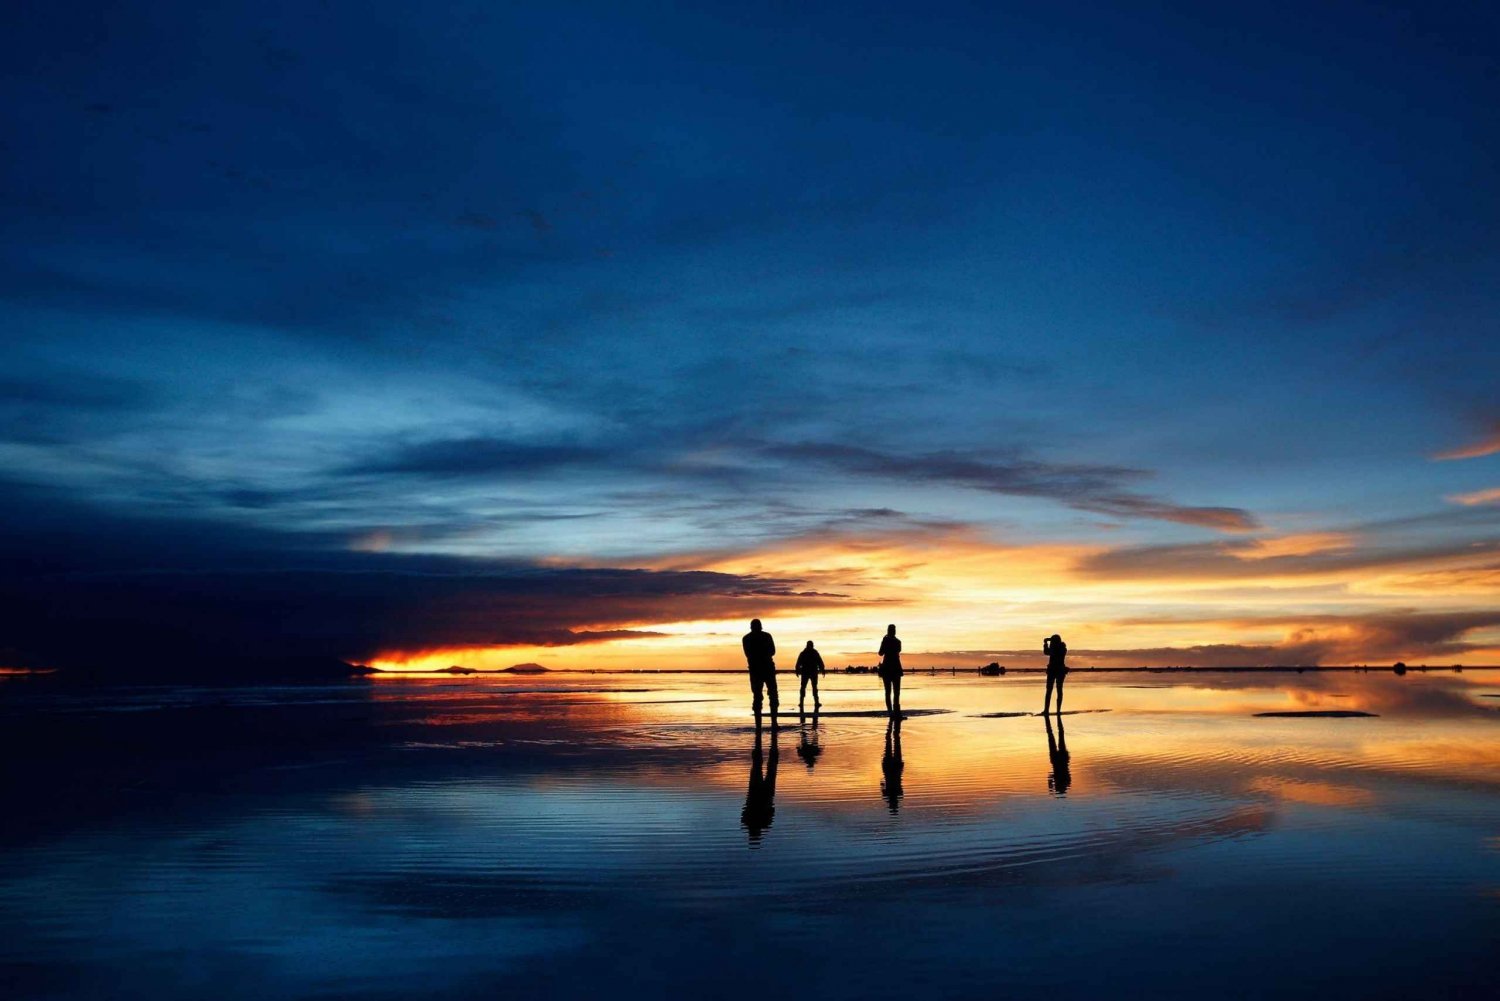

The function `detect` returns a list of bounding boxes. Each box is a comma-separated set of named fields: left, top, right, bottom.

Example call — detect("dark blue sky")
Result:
left=3, top=2, right=1498, bottom=671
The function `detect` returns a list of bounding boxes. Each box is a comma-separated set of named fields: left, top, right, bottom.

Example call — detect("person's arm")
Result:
left=743, top=635, right=752, bottom=663
left=766, top=635, right=775, bottom=658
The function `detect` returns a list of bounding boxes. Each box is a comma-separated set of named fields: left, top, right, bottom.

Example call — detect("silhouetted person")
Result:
left=1045, top=715, right=1071, bottom=795
left=878, top=624, right=903, bottom=716
left=795, top=640, right=824, bottom=711
left=1042, top=632, right=1068, bottom=714
left=880, top=717, right=904, bottom=813
left=742, top=618, right=778, bottom=720
left=741, top=724, right=779, bottom=844
left=796, top=711, right=823, bottom=770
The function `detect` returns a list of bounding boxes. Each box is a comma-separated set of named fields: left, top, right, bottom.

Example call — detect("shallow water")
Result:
left=2, top=669, right=1497, bottom=999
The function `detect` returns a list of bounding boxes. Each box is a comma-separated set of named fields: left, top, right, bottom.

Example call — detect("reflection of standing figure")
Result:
left=878, top=624, right=903, bottom=717
left=1045, top=715, right=1071, bottom=795
left=741, top=723, right=779, bottom=845
left=880, top=717, right=904, bottom=814
left=742, top=618, right=779, bottom=721
left=1042, top=633, right=1068, bottom=714
left=795, top=641, right=824, bottom=711
left=796, top=712, right=823, bottom=770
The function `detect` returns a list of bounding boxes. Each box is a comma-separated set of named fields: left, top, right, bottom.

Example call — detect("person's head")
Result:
left=887, top=624, right=896, bottom=635
left=805, top=640, right=814, bottom=649
left=750, top=618, right=762, bottom=632
left=1051, top=633, right=1062, bottom=642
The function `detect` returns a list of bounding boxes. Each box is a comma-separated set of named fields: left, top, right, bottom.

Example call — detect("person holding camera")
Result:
left=878, top=624, right=903, bottom=717
left=1042, top=633, right=1068, bottom=714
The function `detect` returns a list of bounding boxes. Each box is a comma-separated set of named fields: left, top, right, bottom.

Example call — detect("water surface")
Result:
left=3, top=669, right=1496, bottom=998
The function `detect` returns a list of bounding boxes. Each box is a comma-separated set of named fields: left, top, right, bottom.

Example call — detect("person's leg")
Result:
left=1043, top=674, right=1055, bottom=714
left=766, top=672, right=779, bottom=717
left=799, top=675, right=807, bottom=709
left=811, top=673, right=820, bottom=708
left=892, top=675, right=902, bottom=715
left=882, top=676, right=893, bottom=713
left=1056, top=674, right=1065, bottom=714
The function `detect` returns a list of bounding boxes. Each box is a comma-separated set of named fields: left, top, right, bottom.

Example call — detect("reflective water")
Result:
left=2, top=670, right=1496, bottom=998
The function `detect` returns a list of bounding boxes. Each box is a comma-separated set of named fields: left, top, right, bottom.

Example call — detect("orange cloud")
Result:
left=1447, top=487, right=1500, bottom=506
left=1238, top=532, right=1356, bottom=559
left=356, top=519, right=1500, bottom=671
left=1434, top=428, right=1500, bottom=461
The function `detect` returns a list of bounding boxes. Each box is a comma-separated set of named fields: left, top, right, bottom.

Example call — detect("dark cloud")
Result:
left=0, top=485, right=848, bottom=675
left=1079, top=537, right=1500, bottom=581
left=762, top=442, right=1258, bottom=532
left=0, top=372, right=162, bottom=445
left=343, top=438, right=607, bottom=477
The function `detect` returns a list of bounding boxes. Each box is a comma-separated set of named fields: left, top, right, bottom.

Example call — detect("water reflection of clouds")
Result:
left=4, top=671, right=1498, bottom=998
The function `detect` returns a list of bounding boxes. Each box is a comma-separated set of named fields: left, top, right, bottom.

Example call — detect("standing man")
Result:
left=742, top=618, right=778, bottom=721
left=795, top=640, right=824, bottom=712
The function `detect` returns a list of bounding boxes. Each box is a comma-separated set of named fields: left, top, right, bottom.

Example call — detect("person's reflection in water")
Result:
left=880, top=717, right=904, bottom=814
left=1045, top=715, right=1072, bottom=796
left=741, top=721, right=779, bottom=845
left=796, top=710, right=823, bottom=770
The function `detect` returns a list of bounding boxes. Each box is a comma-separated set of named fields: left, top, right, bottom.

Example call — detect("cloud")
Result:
left=0, top=486, right=849, bottom=674
left=931, top=609, right=1500, bottom=666
left=1433, top=423, right=1500, bottom=461
left=1447, top=487, right=1500, bottom=506
left=1077, top=535, right=1500, bottom=582
left=760, top=442, right=1258, bottom=532
left=343, top=438, right=606, bottom=478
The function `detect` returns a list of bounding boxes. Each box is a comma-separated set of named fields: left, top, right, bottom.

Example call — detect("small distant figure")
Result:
left=1042, top=632, right=1067, bottom=714
left=796, top=713, right=823, bottom=770
left=741, top=725, right=779, bottom=845
left=880, top=717, right=904, bottom=813
left=1045, top=715, right=1071, bottom=795
left=742, top=618, right=778, bottom=721
left=878, top=624, right=903, bottom=717
left=795, top=640, right=824, bottom=711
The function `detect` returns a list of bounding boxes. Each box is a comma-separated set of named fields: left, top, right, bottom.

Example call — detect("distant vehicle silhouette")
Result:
left=1045, top=715, right=1071, bottom=795
left=742, top=618, right=778, bottom=720
left=1043, top=633, right=1068, bottom=714
left=741, top=724, right=779, bottom=844
left=795, top=640, right=824, bottom=711
left=878, top=624, right=903, bottom=716
left=796, top=711, right=823, bottom=770
left=880, top=717, right=904, bottom=813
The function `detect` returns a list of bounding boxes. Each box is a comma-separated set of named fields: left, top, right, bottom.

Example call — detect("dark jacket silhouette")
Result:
left=878, top=631, right=902, bottom=678
left=743, top=627, right=776, bottom=670
left=795, top=645, right=824, bottom=677
left=1045, top=635, right=1068, bottom=675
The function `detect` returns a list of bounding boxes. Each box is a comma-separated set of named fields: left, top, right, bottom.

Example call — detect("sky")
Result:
left=2, top=0, right=1498, bottom=674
